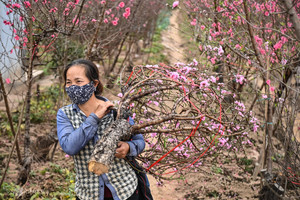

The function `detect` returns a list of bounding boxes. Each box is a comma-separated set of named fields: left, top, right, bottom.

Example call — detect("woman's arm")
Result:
left=56, top=108, right=99, bottom=156
left=127, top=133, right=145, bottom=157
left=114, top=116, right=146, bottom=158
left=127, top=116, right=145, bottom=156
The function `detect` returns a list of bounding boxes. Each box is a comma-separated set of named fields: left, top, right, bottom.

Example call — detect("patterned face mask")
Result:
left=65, top=81, right=96, bottom=104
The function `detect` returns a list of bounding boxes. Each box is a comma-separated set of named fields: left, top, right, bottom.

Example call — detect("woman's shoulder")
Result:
left=58, top=104, right=74, bottom=114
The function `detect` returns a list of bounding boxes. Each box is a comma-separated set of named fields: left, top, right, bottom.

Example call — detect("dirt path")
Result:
left=161, top=9, right=185, bottom=64
left=146, top=10, right=188, bottom=200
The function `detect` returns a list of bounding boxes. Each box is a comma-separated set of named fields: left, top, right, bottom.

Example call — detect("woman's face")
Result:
left=66, top=65, right=90, bottom=87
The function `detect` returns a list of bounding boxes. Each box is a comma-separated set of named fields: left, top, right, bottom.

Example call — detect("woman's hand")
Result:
left=115, top=141, right=130, bottom=158
left=94, top=101, right=114, bottom=119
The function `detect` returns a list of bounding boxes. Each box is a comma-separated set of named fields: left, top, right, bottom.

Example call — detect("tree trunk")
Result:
left=18, top=0, right=34, bottom=185
left=88, top=119, right=132, bottom=175
left=283, top=0, right=300, bottom=40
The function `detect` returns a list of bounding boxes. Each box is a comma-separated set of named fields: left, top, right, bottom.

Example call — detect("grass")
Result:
left=0, top=163, right=76, bottom=200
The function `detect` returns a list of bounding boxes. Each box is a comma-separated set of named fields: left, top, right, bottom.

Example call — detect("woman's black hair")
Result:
left=63, top=59, right=103, bottom=96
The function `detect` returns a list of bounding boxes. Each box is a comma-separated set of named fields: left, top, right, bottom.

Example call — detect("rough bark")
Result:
left=88, top=119, right=132, bottom=175
left=19, top=0, right=34, bottom=186
left=283, top=0, right=300, bottom=41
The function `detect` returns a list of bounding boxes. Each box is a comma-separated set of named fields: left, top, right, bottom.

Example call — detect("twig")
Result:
left=0, top=102, right=25, bottom=189
left=0, top=72, right=22, bottom=163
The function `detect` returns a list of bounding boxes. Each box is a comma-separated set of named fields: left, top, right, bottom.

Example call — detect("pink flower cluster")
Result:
left=235, top=74, right=245, bottom=85
left=266, top=79, right=275, bottom=92
left=123, top=7, right=131, bottom=19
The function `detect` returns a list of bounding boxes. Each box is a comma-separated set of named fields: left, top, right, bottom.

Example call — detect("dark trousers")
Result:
left=76, top=189, right=139, bottom=200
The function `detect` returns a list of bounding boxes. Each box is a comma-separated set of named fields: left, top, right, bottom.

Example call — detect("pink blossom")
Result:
left=193, top=58, right=198, bottom=65
left=210, top=57, right=216, bottom=64
left=235, top=101, right=245, bottom=111
left=14, top=35, right=20, bottom=40
left=91, top=19, right=97, bottom=22
left=156, top=181, right=163, bottom=187
left=172, top=1, right=179, bottom=9
left=23, top=37, right=28, bottom=43
left=274, top=41, right=283, bottom=50
left=3, top=20, right=11, bottom=26
left=117, top=93, right=123, bottom=98
left=210, top=76, right=216, bottom=83
left=119, top=2, right=125, bottom=8
left=6, top=78, right=11, bottom=84
left=151, top=133, right=157, bottom=138
left=112, top=20, right=118, bottom=26
left=281, top=59, right=287, bottom=65
left=12, top=3, right=21, bottom=8
left=168, top=138, right=174, bottom=143
left=10, top=49, right=13, bottom=54
left=200, top=80, right=210, bottom=88
left=103, top=18, right=108, bottom=23
left=64, top=8, right=70, bottom=15
left=24, top=1, right=31, bottom=8
left=200, top=25, right=205, bottom=30
left=281, top=27, right=287, bottom=34
left=125, top=7, right=130, bottom=13
left=65, top=154, right=70, bottom=158
left=259, top=48, right=266, bottom=55
left=254, top=35, right=263, bottom=46
left=123, top=12, right=130, bottom=19
left=190, top=19, right=196, bottom=26
left=217, top=46, right=224, bottom=56
left=266, top=79, right=271, bottom=85
left=101, top=0, right=106, bottom=4
left=262, top=94, right=268, bottom=99
left=281, top=36, right=288, bottom=44
left=270, top=86, right=275, bottom=92
left=227, top=28, right=232, bottom=34
left=19, top=16, right=24, bottom=22
left=32, top=16, right=35, bottom=22
left=265, top=11, right=269, bottom=16
left=235, top=44, right=241, bottom=50
left=253, top=124, right=259, bottom=132
left=49, top=7, right=58, bottom=13
left=278, top=98, right=284, bottom=103
left=219, top=138, right=228, bottom=146
left=170, top=72, right=179, bottom=80
left=72, top=17, right=79, bottom=25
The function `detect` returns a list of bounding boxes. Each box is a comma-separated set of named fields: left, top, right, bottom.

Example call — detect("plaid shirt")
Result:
left=57, top=98, right=141, bottom=200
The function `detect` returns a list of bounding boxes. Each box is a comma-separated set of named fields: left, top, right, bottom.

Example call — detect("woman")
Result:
left=57, top=59, right=145, bottom=200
